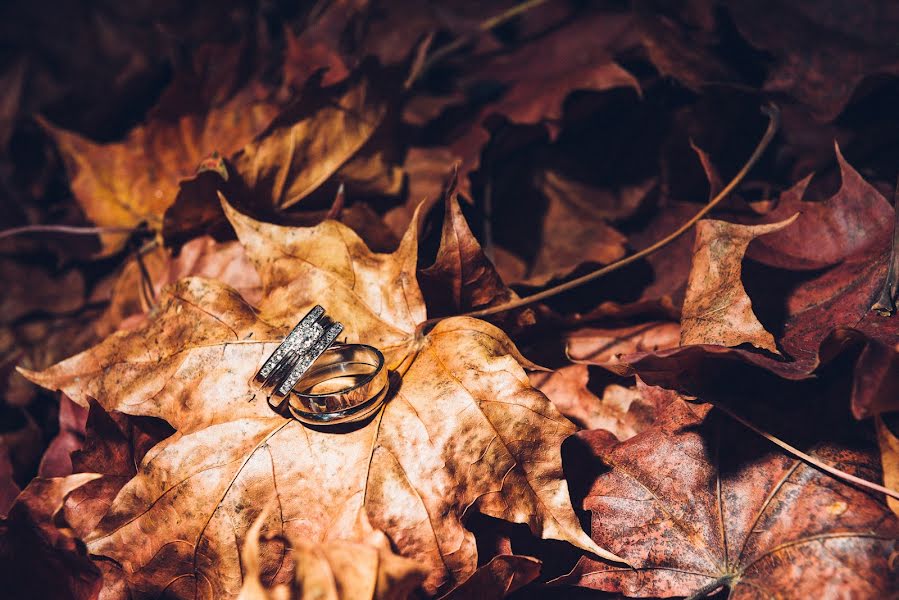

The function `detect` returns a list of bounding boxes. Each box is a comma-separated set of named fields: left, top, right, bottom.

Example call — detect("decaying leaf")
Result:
left=680, top=215, right=798, bottom=352
left=617, top=150, right=899, bottom=418
left=561, top=394, right=899, bottom=598
left=40, top=60, right=280, bottom=254
left=530, top=365, right=658, bottom=439
left=229, top=61, right=394, bottom=210
left=22, top=202, right=617, bottom=597
left=0, top=473, right=103, bottom=600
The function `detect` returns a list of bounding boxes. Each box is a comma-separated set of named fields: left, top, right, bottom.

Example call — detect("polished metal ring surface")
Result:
left=288, top=344, right=389, bottom=425
left=255, top=305, right=344, bottom=398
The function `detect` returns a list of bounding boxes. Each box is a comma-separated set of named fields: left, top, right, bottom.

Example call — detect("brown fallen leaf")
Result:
left=63, top=399, right=174, bottom=539
left=163, top=61, right=405, bottom=244
left=95, top=236, right=262, bottom=337
left=23, top=203, right=617, bottom=597
left=438, top=554, right=541, bottom=600
left=509, top=172, right=645, bottom=287
left=419, top=174, right=534, bottom=332
left=530, top=365, right=658, bottom=439
left=559, top=393, right=899, bottom=598
left=40, top=45, right=281, bottom=254
left=229, top=61, right=394, bottom=210
left=565, top=322, right=681, bottom=367
left=0, top=473, right=102, bottom=600
left=728, top=0, right=899, bottom=121
left=680, top=215, right=798, bottom=352
left=37, top=395, right=87, bottom=478
left=616, top=149, right=899, bottom=418
left=238, top=508, right=426, bottom=600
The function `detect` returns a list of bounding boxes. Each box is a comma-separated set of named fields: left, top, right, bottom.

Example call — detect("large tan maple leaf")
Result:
left=22, top=200, right=617, bottom=597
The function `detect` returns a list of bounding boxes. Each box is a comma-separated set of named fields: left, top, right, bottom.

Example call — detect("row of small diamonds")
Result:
left=257, top=305, right=325, bottom=379
left=276, top=321, right=344, bottom=396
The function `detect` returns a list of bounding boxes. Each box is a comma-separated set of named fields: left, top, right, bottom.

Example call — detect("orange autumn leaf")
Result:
left=22, top=202, right=619, bottom=598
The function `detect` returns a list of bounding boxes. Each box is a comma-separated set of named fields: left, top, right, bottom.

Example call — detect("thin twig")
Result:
left=413, top=0, right=551, bottom=85
left=0, top=224, right=135, bottom=242
left=415, top=103, right=780, bottom=335
left=712, top=401, right=899, bottom=501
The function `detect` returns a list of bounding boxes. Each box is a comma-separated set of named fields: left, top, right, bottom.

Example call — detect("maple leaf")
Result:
left=560, top=393, right=899, bottom=598
left=616, top=148, right=899, bottom=418
left=40, top=44, right=281, bottom=254
left=418, top=173, right=536, bottom=334
left=22, top=201, right=618, bottom=597
left=728, top=0, right=899, bottom=120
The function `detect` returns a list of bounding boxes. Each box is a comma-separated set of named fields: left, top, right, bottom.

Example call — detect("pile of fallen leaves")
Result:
left=2, top=0, right=899, bottom=598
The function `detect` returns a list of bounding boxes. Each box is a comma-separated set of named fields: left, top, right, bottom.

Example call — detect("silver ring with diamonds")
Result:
left=255, top=305, right=344, bottom=398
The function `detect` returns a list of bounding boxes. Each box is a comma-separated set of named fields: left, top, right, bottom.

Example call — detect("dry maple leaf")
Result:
left=727, top=0, right=899, bottom=121
left=615, top=148, right=899, bottom=419
left=418, top=173, right=535, bottom=333
left=22, top=202, right=617, bottom=597
left=40, top=52, right=280, bottom=254
left=680, top=215, right=798, bottom=353
left=560, top=393, right=899, bottom=598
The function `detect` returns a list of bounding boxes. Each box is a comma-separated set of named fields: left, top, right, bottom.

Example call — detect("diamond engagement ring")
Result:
left=255, top=307, right=389, bottom=425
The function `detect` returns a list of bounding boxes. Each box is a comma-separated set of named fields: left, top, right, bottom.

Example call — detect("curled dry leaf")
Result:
left=238, top=508, right=426, bottom=600
left=418, top=175, right=535, bottom=332
left=0, top=473, right=103, bottom=600
left=617, top=149, right=899, bottom=418
left=229, top=61, right=394, bottom=210
left=565, top=321, right=680, bottom=367
left=530, top=365, right=658, bottom=439
left=40, top=65, right=280, bottom=254
left=560, top=394, right=899, bottom=598
left=680, top=215, right=798, bottom=353
left=163, top=61, right=402, bottom=244
left=22, top=201, right=616, bottom=597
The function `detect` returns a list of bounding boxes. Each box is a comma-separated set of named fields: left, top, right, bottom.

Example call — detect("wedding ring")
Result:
left=255, top=306, right=344, bottom=398
left=287, top=344, right=389, bottom=425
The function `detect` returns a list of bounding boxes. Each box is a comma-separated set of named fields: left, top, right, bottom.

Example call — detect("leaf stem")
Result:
left=0, top=224, right=135, bottom=242
left=414, top=0, right=552, bottom=84
left=684, top=575, right=734, bottom=600
left=712, top=401, right=899, bottom=502
left=415, top=103, right=780, bottom=336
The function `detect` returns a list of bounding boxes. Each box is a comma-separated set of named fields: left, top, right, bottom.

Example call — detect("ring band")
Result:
left=256, top=306, right=344, bottom=397
left=288, top=344, right=389, bottom=425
